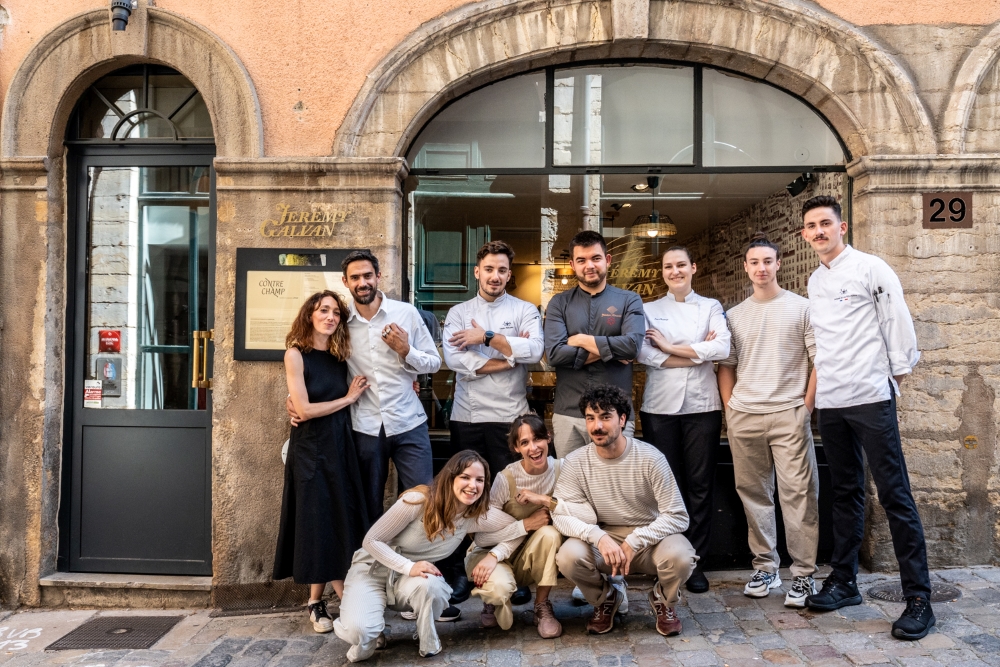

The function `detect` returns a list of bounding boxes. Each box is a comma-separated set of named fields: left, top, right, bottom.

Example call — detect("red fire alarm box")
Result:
left=98, top=329, right=121, bottom=353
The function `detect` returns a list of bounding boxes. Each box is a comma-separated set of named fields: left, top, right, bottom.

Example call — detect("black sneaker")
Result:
left=806, top=576, right=863, bottom=611
left=437, top=605, right=462, bottom=622
left=685, top=567, right=709, bottom=594
left=892, top=596, right=935, bottom=640
left=511, top=585, right=532, bottom=606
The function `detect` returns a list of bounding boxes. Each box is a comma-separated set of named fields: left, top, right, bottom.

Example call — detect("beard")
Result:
left=577, top=267, right=607, bottom=288
left=353, top=285, right=377, bottom=305
left=480, top=281, right=505, bottom=297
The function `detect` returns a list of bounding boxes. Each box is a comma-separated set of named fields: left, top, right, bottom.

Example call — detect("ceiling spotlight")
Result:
left=610, top=202, right=632, bottom=211
left=786, top=172, right=815, bottom=197
left=631, top=183, right=649, bottom=192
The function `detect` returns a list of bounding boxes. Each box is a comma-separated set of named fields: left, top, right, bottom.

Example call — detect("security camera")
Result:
left=786, top=173, right=814, bottom=197
left=111, top=0, right=136, bottom=31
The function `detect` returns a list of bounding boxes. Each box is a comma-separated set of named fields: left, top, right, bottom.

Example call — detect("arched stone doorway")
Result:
left=0, top=4, right=260, bottom=606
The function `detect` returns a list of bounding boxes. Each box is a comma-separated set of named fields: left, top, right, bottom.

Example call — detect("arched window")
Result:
left=407, top=63, right=844, bottom=170
left=404, top=62, right=848, bottom=435
left=67, top=64, right=213, bottom=141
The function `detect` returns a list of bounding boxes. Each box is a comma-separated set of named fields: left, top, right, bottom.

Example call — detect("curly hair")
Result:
left=285, top=291, right=352, bottom=360
left=578, top=383, right=632, bottom=423
left=476, top=240, right=515, bottom=266
left=403, top=450, right=492, bottom=541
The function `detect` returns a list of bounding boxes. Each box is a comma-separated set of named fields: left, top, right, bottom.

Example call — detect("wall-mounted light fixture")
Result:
left=111, top=0, right=137, bottom=32
left=554, top=251, right=574, bottom=285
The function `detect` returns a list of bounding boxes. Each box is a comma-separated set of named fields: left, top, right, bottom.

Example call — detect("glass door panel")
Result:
left=84, top=166, right=210, bottom=410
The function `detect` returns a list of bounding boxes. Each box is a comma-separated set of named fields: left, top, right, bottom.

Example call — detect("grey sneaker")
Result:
left=744, top=569, right=782, bottom=598
left=611, top=579, right=629, bottom=614
left=784, top=576, right=817, bottom=608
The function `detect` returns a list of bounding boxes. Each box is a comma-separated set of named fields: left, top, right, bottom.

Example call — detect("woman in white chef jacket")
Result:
left=637, top=246, right=731, bottom=594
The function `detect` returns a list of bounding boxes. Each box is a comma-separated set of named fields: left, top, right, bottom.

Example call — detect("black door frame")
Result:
left=59, top=143, right=217, bottom=575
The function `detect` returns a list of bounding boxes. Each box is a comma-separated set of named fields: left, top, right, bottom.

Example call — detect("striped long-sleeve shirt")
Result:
left=552, top=438, right=689, bottom=552
left=362, top=491, right=527, bottom=575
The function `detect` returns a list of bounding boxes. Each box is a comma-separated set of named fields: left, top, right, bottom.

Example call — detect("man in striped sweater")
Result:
left=553, top=384, right=696, bottom=636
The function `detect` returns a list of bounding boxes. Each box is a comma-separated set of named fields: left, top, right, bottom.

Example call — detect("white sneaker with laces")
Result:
left=784, top=575, right=817, bottom=608
left=308, top=600, right=334, bottom=633
left=744, top=569, right=782, bottom=598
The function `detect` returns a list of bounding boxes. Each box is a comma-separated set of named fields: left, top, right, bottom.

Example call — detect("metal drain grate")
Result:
left=867, top=582, right=962, bottom=603
left=46, top=616, right=183, bottom=651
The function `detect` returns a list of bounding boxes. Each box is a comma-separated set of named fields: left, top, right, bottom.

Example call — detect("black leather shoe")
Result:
left=685, top=568, right=709, bottom=594
left=510, top=585, right=532, bottom=606
left=449, top=574, right=474, bottom=604
left=892, top=596, right=935, bottom=640
left=806, top=576, right=863, bottom=611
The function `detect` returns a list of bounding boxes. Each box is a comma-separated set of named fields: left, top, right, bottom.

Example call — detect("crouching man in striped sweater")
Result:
left=553, top=384, right=696, bottom=636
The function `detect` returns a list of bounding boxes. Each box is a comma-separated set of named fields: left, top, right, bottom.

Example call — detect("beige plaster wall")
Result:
left=1, top=0, right=998, bottom=159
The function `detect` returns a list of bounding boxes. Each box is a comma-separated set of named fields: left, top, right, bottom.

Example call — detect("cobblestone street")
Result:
left=2, top=568, right=999, bottom=667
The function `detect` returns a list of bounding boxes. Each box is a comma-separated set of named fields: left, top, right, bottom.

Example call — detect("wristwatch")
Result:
left=484, top=330, right=495, bottom=347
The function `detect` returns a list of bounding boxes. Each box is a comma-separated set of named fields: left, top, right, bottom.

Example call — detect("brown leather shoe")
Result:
left=648, top=586, right=682, bottom=636
left=585, top=585, right=623, bottom=634
left=533, top=600, right=562, bottom=638
left=481, top=602, right=498, bottom=628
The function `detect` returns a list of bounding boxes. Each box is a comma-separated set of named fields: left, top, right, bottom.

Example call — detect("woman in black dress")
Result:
left=274, top=290, right=371, bottom=633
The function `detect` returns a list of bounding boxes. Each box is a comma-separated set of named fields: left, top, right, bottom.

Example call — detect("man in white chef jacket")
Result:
left=800, top=195, right=933, bottom=641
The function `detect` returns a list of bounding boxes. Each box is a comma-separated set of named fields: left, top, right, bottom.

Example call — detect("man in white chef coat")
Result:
left=800, top=195, right=933, bottom=641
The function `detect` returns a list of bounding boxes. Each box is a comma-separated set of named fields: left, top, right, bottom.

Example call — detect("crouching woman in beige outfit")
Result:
left=334, top=451, right=525, bottom=662
left=465, top=413, right=596, bottom=638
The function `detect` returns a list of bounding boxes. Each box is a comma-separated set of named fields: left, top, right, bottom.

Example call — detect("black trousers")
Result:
left=449, top=421, right=517, bottom=480
left=353, top=422, right=433, bottom=525
left=819, top=388, right=931, bottom=598
left=640, top=410, right=722, bottom=560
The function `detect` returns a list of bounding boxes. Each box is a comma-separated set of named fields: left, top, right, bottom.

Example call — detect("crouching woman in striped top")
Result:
left=334, top=450, right=526, bottom=662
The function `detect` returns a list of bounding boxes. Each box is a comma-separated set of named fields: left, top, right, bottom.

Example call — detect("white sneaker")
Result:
left=347, top=642, right=376, bottom=663
left=400, top=610, right=416, bottom=620
left=612, top=579, right=629, bottom=614
left=784, top=575, right=817, bottom=608
left=571, top=585, right=586, bottom=602
left=744, top=570, right=782, bottom=598
left=308, top=600, right=334, bottom=633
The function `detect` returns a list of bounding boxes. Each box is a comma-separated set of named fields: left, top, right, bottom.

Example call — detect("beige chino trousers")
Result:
left=555, top=526, right=696, bottom=605
left=726, top=404, right=819, bottom=578
left=465, top=525, right=562, bottom=630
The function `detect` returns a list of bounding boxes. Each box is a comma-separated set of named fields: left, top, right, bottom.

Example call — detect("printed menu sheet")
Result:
left=244, top=271, right=350, bottom=350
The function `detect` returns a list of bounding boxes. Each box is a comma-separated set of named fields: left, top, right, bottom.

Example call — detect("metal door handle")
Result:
left=192, top=329, right=214, bottom=389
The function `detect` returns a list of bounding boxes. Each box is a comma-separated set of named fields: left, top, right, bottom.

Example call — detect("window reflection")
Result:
left=406, top=172, right=846, bottom=434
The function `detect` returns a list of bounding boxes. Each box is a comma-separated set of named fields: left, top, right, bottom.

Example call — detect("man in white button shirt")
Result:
left=338, top=250, right=442, bottom=525
left=443, top=240, right=544, bottom=479
left=800, top=196, right=933, bottom=641
left=717, top=235, right=819, bottom=608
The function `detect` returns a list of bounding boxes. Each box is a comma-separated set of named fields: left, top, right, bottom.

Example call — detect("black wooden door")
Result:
left=64, top=147, right=215, bottom=575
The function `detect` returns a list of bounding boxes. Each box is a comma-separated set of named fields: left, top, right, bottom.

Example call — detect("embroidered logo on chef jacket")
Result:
left=835, top=287, right=864, bottom=304
left=602, top=305, right=622, bottom=325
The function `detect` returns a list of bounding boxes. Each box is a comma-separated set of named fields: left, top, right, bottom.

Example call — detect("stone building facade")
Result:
left=0, top=0, right=998, bottom=609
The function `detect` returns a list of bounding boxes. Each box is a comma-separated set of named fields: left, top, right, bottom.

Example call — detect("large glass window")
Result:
left=407, top=73, right=546, bottom=169
left=553, top=65, right=694, bottom=165
left=405, top=62, right=847, bottom=434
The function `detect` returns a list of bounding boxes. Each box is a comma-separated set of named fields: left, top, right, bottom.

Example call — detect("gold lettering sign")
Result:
left=259, top=204, right=351, bottom=238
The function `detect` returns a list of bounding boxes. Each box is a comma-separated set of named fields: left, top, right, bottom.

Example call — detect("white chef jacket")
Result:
left=807, top=245, right=920, bottom=409
left=637, top=291, right=731, bottom=415
left=443, top=292, right=543, bottom=423
left=346, top=292, right=442, bottom=436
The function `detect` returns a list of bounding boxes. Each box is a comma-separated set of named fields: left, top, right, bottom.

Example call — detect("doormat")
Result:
left=867, top=582, right=962, bottom=603
left=46, top=616, right=183, bottom=651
